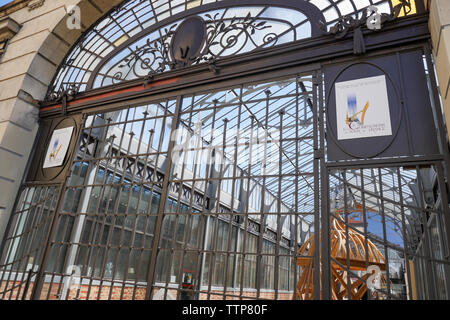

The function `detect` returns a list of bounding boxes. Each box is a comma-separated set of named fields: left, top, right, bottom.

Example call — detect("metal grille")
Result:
left=323, top=165, right=450, bottom=300
left=0, top=186, right=60, bottom=300
left=2, top=66, right=449, bottom=300
left=46, top=0, right=409, bottom=99
left=20, top=73, right=319, bottom=300
left=0, top=1, right=443, bottom=301
left=154, top=75, right=318, bottom=300
left=38, top=100, right=177, bottom=300
left=4, top=63, right=448, bottom=300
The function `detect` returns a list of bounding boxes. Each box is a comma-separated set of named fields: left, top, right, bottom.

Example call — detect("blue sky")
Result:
left=0, top=0, right=12, bottom=7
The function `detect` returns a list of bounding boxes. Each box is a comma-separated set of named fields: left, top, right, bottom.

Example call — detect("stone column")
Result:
left=429, top=0, right=450, bottom=135
left=0, top=0, right=122, bottom=245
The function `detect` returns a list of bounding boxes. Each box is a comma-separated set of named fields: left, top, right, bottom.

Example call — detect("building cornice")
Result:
left=0, top=0, right=45, bottom=18
left=0, top=16, right=21, bottom=42
left=0, top=0, right=29, bottom=18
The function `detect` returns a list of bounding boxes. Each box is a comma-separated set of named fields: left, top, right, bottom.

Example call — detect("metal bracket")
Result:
left=323, top=2, right=412, bottom=55
left=312, top=73, right=322, bottom=85
left=143, top=73, right=155, bottom=87
left=208, top=60, right=220, bottom=75
left=61, top=94, right=68, bottom=116
left=314, top=149, right=324, bottom=159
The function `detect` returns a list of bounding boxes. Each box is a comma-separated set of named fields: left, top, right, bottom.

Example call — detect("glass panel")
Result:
left=46, top=0, right=407, bottom=98
left=0, top=186, right=60, bottom=300
left=324, top=165, right=450, bottom=300
left=33, top=99, right=175, bottom=300
left=151, top=74, right=314, bottom=300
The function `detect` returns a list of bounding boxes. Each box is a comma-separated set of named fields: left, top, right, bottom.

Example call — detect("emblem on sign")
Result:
left=345, top=94, right=370, bottom=130
left=43, top=127, right=74, bottom=168
left=335, top=75, right=392, bottom=140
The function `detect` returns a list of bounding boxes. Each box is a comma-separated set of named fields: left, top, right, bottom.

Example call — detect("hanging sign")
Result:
left=325, top=52, right=440, bottom=162
left=43, top=126, right=74, bottom=168
left=335, top=75, right=392, bottom=140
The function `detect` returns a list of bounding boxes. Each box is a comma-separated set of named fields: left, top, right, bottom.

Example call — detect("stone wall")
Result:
left=0, top=0, right=122, bottom=245
left=0, top=0, right=448, bottom=298
left=429, top=0, right=450, bottom=136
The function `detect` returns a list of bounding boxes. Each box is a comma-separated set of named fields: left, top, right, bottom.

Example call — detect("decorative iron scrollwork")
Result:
left=200, top=12, right=273, bottom=61
left=113, top=24, right=178, bottom=84
left=102, top=11, right=279, bottom=86
left=45, top=83, right=80, bottom=104
left=91, top=6, right=311, bottom=89
left=166, top=12, right=275, bottom=69
left=169, top=12, right=275, bottom=68
left=46, top=0, right=413, bottom=101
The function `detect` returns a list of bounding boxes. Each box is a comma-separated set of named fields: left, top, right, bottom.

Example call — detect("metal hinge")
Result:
left=314, top=149, right=324, bottom=159
left=312, top=73, right=322, bottom=85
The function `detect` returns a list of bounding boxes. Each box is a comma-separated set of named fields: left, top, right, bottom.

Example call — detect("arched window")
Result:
left=46, top=0, right=404, bottom=100
left=3, top=0, right=447, bottom=303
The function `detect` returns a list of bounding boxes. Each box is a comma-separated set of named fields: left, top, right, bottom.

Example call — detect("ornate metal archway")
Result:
left=1, top=0, right=449, bottom=301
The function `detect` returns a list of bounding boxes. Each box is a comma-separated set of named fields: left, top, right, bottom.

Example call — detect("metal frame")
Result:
left=321, top=162, right=450, bottom=300
left=1, top=0, right=449, bottom=301
left=44, top=0, right=418, bottom=101
left=31, top=71, right=320, bottom=300
left=39, top=12, right=431, bottom=118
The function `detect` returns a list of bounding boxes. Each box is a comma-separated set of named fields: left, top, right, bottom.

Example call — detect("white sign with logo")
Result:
left=335, top=75, right=392, bottom=140
left=43, top=126, right=74, bottom=168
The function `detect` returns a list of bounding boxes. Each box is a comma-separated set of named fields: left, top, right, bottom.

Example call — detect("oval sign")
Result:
left=171, top=16, right=206, bottom=64
left=325, top=62, right=403, bottom=159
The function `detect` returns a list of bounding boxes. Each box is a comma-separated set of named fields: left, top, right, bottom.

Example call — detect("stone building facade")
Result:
left=1, top=0, right=448, bottom=248
left=429, top=1, right=450, bottom=131
left=0, top=0, right=449, bottom=301
left=0, top=0, right=124, bottom=244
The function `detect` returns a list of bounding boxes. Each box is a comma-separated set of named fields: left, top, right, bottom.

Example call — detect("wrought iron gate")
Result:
left=0, top=70, right=327, bottom=300
left=322, top=163, right=450, bottom=300
left=2, top=49, right=450, bottom=300
left=0, top=3, right=449, bottom=299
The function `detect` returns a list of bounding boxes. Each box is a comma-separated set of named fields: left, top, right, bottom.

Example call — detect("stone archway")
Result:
left=0, top=0, right=123, bottom=244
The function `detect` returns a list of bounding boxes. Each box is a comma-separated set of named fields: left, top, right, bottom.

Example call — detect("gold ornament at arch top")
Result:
left=391, top=0, right=417, bottom=17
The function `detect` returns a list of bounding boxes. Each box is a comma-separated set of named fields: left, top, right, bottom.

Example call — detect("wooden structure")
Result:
left=295, top=206, right=387, bottom=300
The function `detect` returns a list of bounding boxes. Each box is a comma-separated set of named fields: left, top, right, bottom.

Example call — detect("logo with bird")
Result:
left=49, top=138, right=63, bottom=161
left=345, top=95, right=370, bottom=129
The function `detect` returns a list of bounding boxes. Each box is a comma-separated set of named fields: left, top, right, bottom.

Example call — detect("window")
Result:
left=46, top=0, right=403, bottom=100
